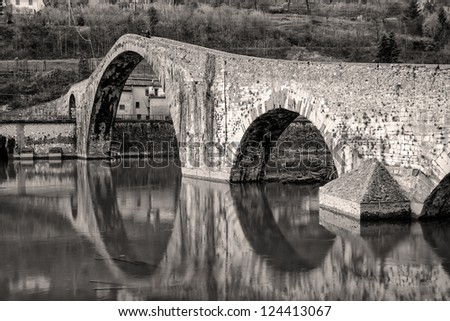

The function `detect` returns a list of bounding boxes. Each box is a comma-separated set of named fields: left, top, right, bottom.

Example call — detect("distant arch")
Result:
left=69, top=94, right=76, bottom=120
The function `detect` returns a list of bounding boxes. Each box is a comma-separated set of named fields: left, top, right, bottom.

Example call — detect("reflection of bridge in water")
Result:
left=2, top=160, right=450, bottom=300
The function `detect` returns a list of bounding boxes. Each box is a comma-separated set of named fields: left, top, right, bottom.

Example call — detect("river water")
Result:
left=0, top=159, right=449, bottom=300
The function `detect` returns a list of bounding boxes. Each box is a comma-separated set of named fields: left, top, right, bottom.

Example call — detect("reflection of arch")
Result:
left=230, top=109, right=338, bottom=182
left=69, top=94, right=76, bottom=120
left=0, top=135, right=8, bottom=161
left=0, top=160, right=181, bottom=288
left=421, top=219, right=450, bottom=276
left=74, top=161, right=180, bottom=278
left=230, top=183, right=335, bottom=271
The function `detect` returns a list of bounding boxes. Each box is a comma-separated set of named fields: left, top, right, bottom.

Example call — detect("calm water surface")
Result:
left=0, top=159, right=450, bottom=300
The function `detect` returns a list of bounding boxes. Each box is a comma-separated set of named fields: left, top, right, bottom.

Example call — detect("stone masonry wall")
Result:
left=0, top=122, right=76, bottom=157
left=1, top=95, right=70, bottom=119
left=111, top=120, right=177, bottom=156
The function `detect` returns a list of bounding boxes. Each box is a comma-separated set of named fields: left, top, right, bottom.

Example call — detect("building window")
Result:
left=16, top=0, right=20, bottom=5
left=154, top=88, right=159, bottom=96
left=119, top=104, right=125, bottom=110
left=137, top=114, right=141, bottom=120
left=29, top=0, right=32, bottom=5
left=135, top=102, right=140, bottom=109
left=145, top=88, right=149, bottom=96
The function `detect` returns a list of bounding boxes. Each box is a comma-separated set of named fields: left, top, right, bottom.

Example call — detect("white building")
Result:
left=116, top=77, right=170, bottom=121
left=11, top=0, right=45, bottom=13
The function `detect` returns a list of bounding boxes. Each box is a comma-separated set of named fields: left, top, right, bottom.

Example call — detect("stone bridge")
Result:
left=1, top=34, right=450, bottom=217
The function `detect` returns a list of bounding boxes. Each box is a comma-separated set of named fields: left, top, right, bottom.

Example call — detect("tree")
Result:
left=406, top=0, right=421, bottom=20
left=404, top=0, right=423, bottom=36
left=147, top=6, right=159, bottom=35
left=424, top=2, right=435, bottom=14
left=387, top=32, right=400, bottom=63
left=305, top=0, right=311, bottom=15
left=435, top=7, right=449, bottom=47
left=78, top=57, right=90, bottom=80
left=376, top=32, right=400, bottom=63
left=438, top=6, right=448, bottom=29
left=376, top=34, right=389, bottom=63
left=423, top=12, right=441, bottom=39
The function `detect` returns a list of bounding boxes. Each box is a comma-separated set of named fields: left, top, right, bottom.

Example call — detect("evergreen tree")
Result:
left=406, top=0, right=421, bottom=20
left=376, top=34, right=389, bottom=63
left=438, top=7, right=448, bottom=28
left=78, top=57, right=91, bottom=80
left=404, top=1, right=423, bottom=36
left=387, top=32, right=400, bottom=63
left=423, top=2, right=435, bottom=14
left=147, top=7, right=159, bottom=36
left=435, top=7, right=449, bottom=46
left=376, top=33, right=400, bottom=63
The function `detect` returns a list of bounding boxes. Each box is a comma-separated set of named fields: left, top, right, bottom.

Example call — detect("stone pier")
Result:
left=319, top=160, right=411, bottom=220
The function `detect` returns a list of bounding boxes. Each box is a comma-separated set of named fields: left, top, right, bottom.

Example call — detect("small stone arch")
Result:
left=69, top=94, right=76, bottom=120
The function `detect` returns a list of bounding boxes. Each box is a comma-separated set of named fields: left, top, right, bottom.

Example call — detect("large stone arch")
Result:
left=76, top=35, right=196, bottom=158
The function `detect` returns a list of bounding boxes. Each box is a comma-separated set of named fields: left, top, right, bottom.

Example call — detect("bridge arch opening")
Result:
left=230, top=108, right=337, bottom=183
left=88, top=52, right=179, bottom=160
left=420, top=172, right=450, bottom=220
left=69, top=94, right=76, bottom=120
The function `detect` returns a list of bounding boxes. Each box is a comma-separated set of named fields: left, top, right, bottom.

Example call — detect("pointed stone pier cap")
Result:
left=319, top=159, right=410, bottom=220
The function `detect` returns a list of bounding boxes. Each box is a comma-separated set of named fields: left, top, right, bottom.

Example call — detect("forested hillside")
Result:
left=1, top=1, right=449, bottom=63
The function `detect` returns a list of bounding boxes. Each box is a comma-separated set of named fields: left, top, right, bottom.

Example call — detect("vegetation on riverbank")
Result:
left=1, top=1, right=449, bottom=111
left=1, top=2, right=449, bottom=63
left=0, top=69, right=79, bottom=110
